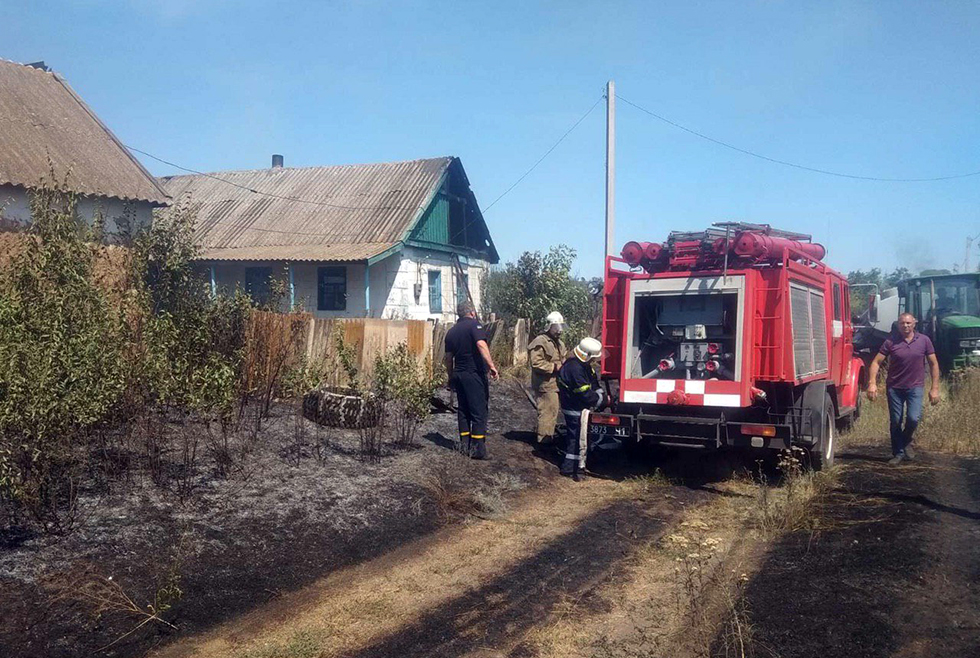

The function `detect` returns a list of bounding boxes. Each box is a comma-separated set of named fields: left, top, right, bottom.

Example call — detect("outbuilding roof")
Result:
left=159, top=156, right=466, bottom=263
left=0, top=60, right=170, bottom=205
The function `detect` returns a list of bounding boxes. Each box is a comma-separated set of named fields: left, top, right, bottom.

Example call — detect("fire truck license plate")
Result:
left=680, top=342, right=709, bottom=363
left=589, top=424, right=629, bottom=437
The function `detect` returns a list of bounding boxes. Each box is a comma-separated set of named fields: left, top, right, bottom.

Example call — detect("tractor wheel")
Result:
left=809, top=394, right=836, bottom=471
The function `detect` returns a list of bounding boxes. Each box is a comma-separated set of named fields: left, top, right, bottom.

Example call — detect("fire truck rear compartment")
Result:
left=630, top=292, right=740, bottom=380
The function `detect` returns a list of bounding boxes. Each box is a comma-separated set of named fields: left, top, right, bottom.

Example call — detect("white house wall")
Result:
left=0, top=183, right=154, bottom=237
left=202, top=246, right=489, bottom=321
left=378, top=246, right=488, bottom=322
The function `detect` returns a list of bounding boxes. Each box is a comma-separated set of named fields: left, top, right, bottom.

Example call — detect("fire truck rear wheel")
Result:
left=809, top=395, right=836, bottom=471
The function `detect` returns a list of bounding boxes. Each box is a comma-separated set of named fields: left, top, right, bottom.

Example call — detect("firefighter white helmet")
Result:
left=574, top=337, right=603, bottom=362
left=545, top=311, right=566, bottom=333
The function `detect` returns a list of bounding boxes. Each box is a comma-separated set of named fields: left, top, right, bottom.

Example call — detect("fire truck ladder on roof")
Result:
left=711, top=222, right=813, bottom=242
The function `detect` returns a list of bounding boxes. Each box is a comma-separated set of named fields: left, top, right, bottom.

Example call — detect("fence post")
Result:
left=512, top=319, right=529, bottom=366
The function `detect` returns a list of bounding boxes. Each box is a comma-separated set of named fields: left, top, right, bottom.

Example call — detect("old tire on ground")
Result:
left=809, top=394, right=836, bottom=471
left=303, top=387, right=380, bottom=429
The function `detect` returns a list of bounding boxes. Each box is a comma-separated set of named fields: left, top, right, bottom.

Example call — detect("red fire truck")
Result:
left=591, top=222, right=865, bottom=469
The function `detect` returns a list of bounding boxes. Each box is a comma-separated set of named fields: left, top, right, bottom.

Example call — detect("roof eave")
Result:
left=52, top=72, right=172, bottom=206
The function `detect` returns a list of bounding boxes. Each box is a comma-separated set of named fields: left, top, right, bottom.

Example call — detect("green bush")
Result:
left=0, top=187, right=252, bottom=532
left=0, top=187, right=126, bottom=530
left=130, top=204, right=251, bottom=414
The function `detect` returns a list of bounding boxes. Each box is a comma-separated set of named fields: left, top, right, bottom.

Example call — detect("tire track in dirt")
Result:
left=738, top=448, right=980, bottom=658
left=890, top=455, right=980, bottom=657
left=150, top=473, right=712, bottom=658
left=342, top=497, right=675, bottom=658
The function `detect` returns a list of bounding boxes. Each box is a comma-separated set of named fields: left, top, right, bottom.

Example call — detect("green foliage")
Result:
left=332, top=323, right=361, bottom=393
left=280, top=355, right=330, bottom=398
left=373, top=343, right=437, bottom=448
left=847, top=267, right=914, bottom=316
left=130, top=204, right=251, bottom=414
left=482, top=244, right=595, bottom=344
left=0, top=187, right=126, bottom=529
left=0, top=187, right=252, bottom=532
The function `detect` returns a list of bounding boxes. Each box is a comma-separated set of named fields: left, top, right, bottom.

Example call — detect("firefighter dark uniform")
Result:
left=445, top=316, right=491, bottom=459
left=557, top=352, right=605, bottom=478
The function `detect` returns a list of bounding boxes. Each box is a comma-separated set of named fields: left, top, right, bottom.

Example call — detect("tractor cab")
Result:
left=899, top=273, right=980, bottom=371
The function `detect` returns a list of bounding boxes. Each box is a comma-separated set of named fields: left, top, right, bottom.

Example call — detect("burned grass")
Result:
left=735, top=447, right=980, bottom=658
left=0, top=379, right=542, bottom=658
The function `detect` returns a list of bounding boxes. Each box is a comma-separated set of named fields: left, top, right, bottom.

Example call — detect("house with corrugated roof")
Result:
left=159, top=156, right=499, bottom=320
left=0, top=60, right=170, bottom=234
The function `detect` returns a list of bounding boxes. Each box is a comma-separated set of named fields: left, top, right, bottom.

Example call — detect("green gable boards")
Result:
left=405, top=159, right=498, bottom=263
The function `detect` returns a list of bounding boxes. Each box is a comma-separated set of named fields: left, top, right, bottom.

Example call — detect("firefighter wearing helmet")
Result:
left=527, top=311, right=567, bottom=444
left=557, top=337, right=606, bottom=481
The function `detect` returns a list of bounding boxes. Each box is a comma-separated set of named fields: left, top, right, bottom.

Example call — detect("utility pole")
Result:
left=605, top=80, right=616, bottom=260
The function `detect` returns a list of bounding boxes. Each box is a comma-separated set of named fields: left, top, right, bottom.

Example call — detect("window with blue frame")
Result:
left=318, top=266, right=347, bottom=311
left=428, top=270, right=442, bottom=313
left=245, top=267, right=273, bottom=305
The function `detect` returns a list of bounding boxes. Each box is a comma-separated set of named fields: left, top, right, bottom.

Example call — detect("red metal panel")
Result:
left=601, top=256, right=630, bottom=378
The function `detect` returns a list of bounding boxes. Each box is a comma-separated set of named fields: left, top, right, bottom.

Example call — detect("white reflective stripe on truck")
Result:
left=702, top=393, right=741, bottom=407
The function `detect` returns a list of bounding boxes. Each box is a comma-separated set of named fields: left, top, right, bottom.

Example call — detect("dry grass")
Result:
left=754, top=451, right=839, bottom=538
left=418, top=462, right=527, bottom=519
left=842, top=370, right=980, bottom=456
left=524, top=476, right=765, bottom=658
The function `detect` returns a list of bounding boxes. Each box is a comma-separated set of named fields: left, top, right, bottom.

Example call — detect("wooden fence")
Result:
left=305, top=316, right=433, bottom=385
left=250, top=311, right=529, bottom=389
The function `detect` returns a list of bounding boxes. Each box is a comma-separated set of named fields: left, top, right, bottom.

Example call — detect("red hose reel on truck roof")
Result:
left=620, top=223, right=825, bottom=273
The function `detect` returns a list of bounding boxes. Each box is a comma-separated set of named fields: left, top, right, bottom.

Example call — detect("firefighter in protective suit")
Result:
left=557, top=337, right=606, bottom=481
left=527, top=311, right=567, bottom=444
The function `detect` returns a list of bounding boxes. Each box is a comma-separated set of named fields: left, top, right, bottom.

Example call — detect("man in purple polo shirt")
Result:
left=867, top=313, right=941, bottom=465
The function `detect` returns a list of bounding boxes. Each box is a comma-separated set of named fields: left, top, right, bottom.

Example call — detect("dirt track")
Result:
left=150, top=440, right=980, bottom=658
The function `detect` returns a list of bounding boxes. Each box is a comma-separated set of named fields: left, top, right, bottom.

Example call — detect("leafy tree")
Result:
left=482, top=245, right=594, bottom=343
left=847, top=267, right=915, bottom=317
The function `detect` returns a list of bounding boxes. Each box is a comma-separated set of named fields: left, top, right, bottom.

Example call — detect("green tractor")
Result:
left=897, top=273, right=980, bottom=372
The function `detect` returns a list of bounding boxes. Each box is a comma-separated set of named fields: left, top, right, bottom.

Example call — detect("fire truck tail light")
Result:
left=741, top=424, right=776, bottom=437
left=707, top=343, right=720, bottom=354
left=590, top=414, right=620, bottom=426
left=705, top=360, right=717, bottom=372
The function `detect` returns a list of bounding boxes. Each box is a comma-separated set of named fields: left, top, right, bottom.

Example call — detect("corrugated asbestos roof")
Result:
left=159, top=157, right=453, bottom=262
left=0, top=60, right=170, bottom=205
left=200, top=243, right=399, bottom=262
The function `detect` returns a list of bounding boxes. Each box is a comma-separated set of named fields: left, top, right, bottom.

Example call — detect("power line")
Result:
left=127, top=94, right=602, bottom=245
left=617, top=94, right=980, bottom=182
left=482, top=96, right=603, bottom=212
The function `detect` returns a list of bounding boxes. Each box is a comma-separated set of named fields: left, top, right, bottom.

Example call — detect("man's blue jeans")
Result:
left=886, top=386, right=924, bottom=457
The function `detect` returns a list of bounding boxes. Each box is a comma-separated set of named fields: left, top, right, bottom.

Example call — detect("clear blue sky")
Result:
left=5, top=1, right=979, bottom=277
